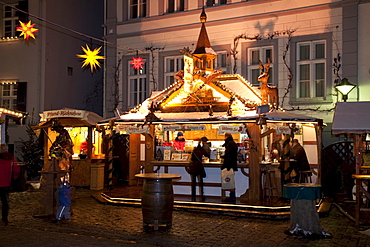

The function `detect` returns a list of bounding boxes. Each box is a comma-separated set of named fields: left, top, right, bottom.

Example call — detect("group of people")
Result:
left=182, top=133, right=238, bottom=202
left=183, top=131, right=310, bottom=203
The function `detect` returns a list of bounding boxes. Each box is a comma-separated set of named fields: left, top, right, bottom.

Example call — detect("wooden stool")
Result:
left=263, top=169, right=278, bottom=200
left=298, top=171, right=312, bottom=183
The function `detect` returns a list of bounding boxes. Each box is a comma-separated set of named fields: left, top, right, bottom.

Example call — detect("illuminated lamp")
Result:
left=77, top=45, right=105, bottom=72
left=334, top=78, right=356, bottom=102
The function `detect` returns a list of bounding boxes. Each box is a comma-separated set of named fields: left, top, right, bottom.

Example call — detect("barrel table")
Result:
left=135, top=173, right=181, bottom=230
left=283, top=183, right=331, bottom=238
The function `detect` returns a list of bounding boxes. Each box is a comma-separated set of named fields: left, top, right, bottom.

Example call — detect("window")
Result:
left=215, top=51, right=228, bottom=73
left=128, top=59, right=147, bottom=107
left=206, top=0, right=227, bottom=7
left=167, top=0, right=184, bottom=13
left=2, top=4, right=19, bottom=38
left=247, top=46, right=274, bottom=86
left=296, top=41, right=326, bottom=98
left=164, top=56, right=184, bottom=88
left=0, top=82, right=17, bottom=109
left=129, top=0, right=147, bottom=19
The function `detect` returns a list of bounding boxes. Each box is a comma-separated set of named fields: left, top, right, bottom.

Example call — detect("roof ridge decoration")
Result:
left=193, top=7, right=216, bottom=56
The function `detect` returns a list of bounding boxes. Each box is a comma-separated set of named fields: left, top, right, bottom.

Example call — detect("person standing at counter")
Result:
left=200, top=137, right=211, bottom=156
left=221, top=133, right=238, bottom=202
left=173, top=132, right=185, bottom=151
left=290, top=139, right=310, bottom=182
left=189, top=138, right=210, bottom=202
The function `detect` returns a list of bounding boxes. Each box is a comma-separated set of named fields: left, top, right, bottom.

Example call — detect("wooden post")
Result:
left=144, top=125, right=155, bottom=173
left=353, top=134, right=363, bottom=225
left=315, top=121, right=323, bottom=185
left=248, top=122, right=262, bottom=201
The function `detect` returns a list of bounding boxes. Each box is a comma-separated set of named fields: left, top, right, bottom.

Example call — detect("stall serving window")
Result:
left=47, top=126, right=104, bottom=159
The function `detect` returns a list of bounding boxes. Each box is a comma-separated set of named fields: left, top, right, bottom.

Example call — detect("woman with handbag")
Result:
left=189, top=139, right=210, bottom=202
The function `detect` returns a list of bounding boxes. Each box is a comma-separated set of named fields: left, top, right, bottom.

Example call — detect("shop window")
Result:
left=128, top=59, right=147, bottom=107
left=247, top=46, right=274, bottom=86
left=164, top=55, right=184, bottom=88
left=129, top=0, right=147, bottom=19
left=296, top=40, right=326, bottom=98
left=167, top=0, right=185, bottom=13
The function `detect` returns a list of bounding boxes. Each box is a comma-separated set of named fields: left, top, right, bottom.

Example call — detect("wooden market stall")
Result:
left=38, top=108, right=105, bottom=189
left=98, top=9, right=324, bottom=204
left=332, top=101, right=370, bottom=225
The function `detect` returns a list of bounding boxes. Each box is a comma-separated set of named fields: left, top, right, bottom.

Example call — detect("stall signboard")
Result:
left=218, top=124, right=247, bottom=134
left=275, top=126, right=301, bottom=135
left=41, top=109, right=85, bottom=121
left=162, top=125, right=206, bottom=131
left=116, top=125, right=149, bottom=134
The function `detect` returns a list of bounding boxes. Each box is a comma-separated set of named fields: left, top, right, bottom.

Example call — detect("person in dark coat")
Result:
left=290, top=139, right=310, bottom=182
left=221, top=133, right=238, bottom=172
left=221, top=133, right=238, bottom=201
left=190, top=139, right=210, bottom=202
left=0, top=144, right=20, bottom=226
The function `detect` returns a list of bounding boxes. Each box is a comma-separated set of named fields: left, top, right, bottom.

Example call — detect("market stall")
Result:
left=37, top=108, right=105, bottom=188
left=98, top=10, right=324, bottom=202
left=332, top=101, right=370, bottom=225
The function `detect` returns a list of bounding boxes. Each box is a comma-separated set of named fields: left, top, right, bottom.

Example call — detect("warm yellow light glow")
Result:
left=77, top=45, right=105, bottom=72
left=16, top=21, right=38, bottom=40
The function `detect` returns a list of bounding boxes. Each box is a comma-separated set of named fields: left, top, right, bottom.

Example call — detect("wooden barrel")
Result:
left=141, top=178, right=174, bottom=228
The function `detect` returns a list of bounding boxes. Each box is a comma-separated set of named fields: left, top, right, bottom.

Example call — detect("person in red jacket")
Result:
left=0, top=144, right=20, bottom=226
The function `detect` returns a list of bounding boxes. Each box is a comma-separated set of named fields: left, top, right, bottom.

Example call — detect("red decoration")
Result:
left=16, top=20, right=38, bottom=40
left=130, top=57, right=145, bottom=70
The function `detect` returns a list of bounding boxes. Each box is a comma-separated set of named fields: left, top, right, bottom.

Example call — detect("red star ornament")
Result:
left=130, top=57, right=145, bottom=70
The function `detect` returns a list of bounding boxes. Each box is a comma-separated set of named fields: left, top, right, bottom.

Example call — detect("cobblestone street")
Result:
left=0, top=188, right=369, bottom=247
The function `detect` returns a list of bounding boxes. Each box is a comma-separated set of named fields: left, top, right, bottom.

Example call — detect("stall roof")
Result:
left=98, top=110, right=322, bottom=125
left=332, top=102, right=370, bottom=135
left=38, top=108, right=103, bottom=127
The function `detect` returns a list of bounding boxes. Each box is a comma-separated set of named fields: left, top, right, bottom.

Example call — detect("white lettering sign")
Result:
left=218, top=125, right=246, bottom=134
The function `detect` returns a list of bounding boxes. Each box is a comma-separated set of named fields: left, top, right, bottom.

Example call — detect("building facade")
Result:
left=104, top=0, right=370, bottom=146
left=0, top=0, right=104, bottom=152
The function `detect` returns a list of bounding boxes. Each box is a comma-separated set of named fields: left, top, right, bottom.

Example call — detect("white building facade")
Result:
left=104, top=0, right=370, bottom=146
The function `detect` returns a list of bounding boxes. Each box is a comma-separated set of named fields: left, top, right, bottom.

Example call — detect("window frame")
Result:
left=164, top=55, right=184, bottom=88
left=247, top=46, right=274, bottom=87
left=2, top=4, right=19, bottom=38
left=167, top=0, right=185, bottom=13
left=129, top=0, right=147, bottom=19
left=0, top=81, right=18, bottom=110
left=127, top=58, right=148, bottom=108
left=296, top=40, right=326, bottom=99
left=290, top=33, right=332, bottom=105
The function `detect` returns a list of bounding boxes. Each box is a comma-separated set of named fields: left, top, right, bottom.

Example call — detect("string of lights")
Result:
left=0, top=0, right=148, bottom=54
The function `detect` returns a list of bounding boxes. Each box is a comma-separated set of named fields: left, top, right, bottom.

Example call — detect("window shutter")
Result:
left=17, top=81, right=27, bottom=112
left=17, top=1, right=29, bottom=23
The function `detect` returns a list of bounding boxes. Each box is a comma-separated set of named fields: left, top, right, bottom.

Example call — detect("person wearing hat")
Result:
left=173, top=132, right=186, bottom=150
left=200, top=136, right=211, bottom=157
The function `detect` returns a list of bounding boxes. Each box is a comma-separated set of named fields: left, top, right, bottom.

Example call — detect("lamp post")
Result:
left=334, top=78, right=356, bottom=102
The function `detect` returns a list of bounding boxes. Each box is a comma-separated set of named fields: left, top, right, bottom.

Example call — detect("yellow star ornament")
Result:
left=17, top=20, right=38, bottom=40
left=77, top=45, right=105, bottom=72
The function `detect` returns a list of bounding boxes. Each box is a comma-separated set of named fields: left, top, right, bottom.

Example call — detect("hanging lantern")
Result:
left=16, top=20, right=38, bottom=40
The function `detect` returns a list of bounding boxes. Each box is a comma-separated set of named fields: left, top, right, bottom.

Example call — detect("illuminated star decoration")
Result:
left=16, top=20, right=38, bottom=40
left=77, top=45, right=105, bottom=72
left=130, top=57, right=145, bottom=70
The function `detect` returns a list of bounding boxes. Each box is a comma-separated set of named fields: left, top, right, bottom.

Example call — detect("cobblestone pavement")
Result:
left=0, top=188, right=369, bottom=247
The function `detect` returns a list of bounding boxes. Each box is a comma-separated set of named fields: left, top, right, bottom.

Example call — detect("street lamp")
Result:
left=334, top=78, right=356, bottom=102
